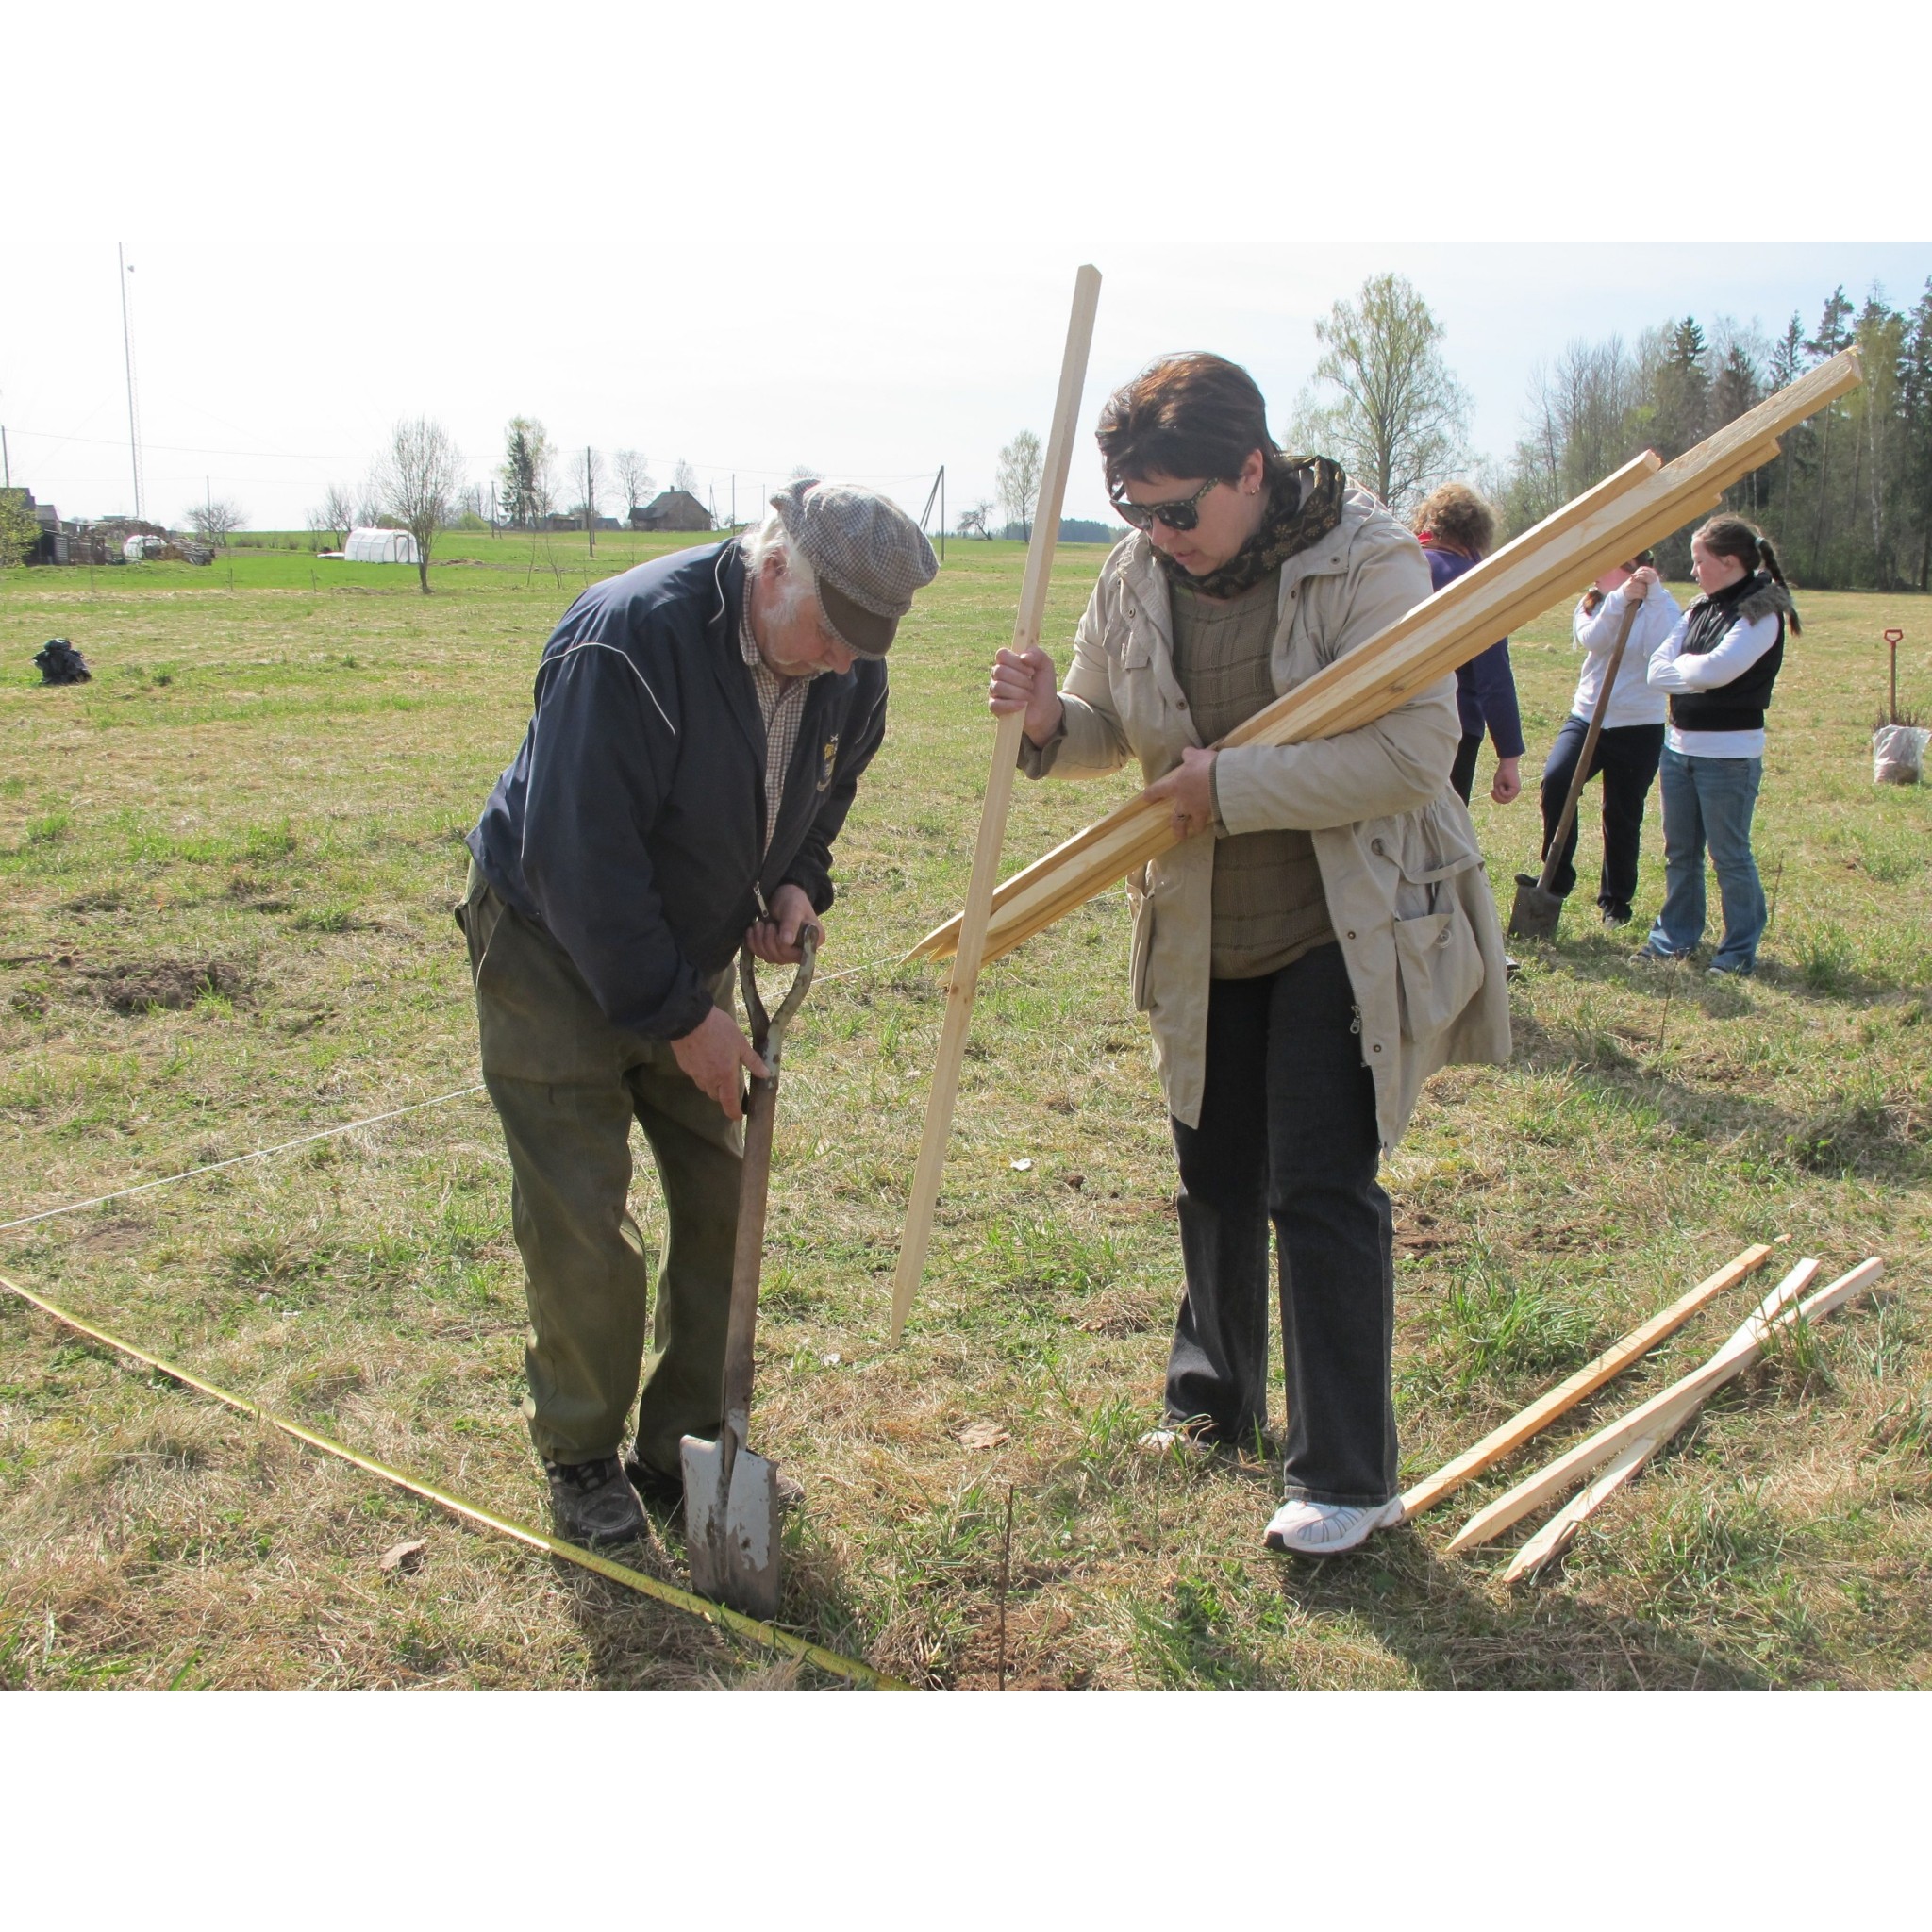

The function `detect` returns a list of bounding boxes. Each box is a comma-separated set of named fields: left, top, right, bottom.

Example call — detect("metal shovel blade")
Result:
left=1508, top=871, right=1565, bottom=941
left=679, top=1431, right=783, bottom=1622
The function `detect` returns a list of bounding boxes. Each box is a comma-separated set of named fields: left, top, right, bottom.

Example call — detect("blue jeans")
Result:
left=1645, top=746, right=1764, bottom=970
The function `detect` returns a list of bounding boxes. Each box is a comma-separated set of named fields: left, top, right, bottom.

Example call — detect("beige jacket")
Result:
left=1023, top=487, right=1510, bottom=1144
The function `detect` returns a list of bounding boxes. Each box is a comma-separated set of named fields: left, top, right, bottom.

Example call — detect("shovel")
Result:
left=1509, top=593, right=1646, bottom=941
left=681, top=930, right=816, bottom=1622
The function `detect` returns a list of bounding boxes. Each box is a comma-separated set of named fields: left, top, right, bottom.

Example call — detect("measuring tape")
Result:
left=0, top=1271, right=904, bottom=1690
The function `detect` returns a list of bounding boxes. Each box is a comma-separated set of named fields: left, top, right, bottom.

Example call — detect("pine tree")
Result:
left=1895, top=279, right=1932, bottom=590
left=1805, top=288, right=1856, bottom=575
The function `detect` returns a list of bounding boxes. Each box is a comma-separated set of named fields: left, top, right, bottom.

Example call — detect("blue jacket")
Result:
left=1425, top=544, right=1524, bottom=758
left=468, top=541, right=888, bottom=1041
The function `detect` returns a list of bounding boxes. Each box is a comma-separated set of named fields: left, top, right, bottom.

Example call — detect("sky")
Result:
left=7, top=3, right=1928, bottom=537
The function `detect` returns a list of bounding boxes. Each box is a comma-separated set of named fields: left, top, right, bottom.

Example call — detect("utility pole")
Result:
left=731, top=474, right=736, bottom=528
left=119, top=243, right=145, bottom=520
left=2, top=425, right=9, bottom=489
left=584, top=445, right=595, bottom=558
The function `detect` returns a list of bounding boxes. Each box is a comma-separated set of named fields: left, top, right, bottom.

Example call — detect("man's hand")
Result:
left=746, top=883, right=823, bottom=966
left=1491, top=755, right=1522, bottom=806
left=1144, top=746, right=1218, bottom=841
left=1625, top=565, right=1659, bottom=603
left=989, top=645, right=1065, bottom=748
left=671, top=1005, right=768, bottom=1122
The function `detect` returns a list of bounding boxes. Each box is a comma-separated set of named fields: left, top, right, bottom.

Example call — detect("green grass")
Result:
left=1, top=537, right=1928, bottom=1689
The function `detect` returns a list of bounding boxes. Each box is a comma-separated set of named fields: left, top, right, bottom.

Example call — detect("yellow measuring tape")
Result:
left=0, top=1272, right=904, bottom=1690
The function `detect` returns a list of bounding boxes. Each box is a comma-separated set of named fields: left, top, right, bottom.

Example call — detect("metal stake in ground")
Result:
left=681, top=932, right=816, bottom=1622
left=1509, top=594, right=1644, bottom=941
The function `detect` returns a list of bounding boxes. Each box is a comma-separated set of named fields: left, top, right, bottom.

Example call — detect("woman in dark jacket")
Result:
left=1413, top=483, right=1523, bottom=809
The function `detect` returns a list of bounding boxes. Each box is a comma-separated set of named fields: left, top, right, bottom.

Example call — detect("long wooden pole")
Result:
left=890, top=265, right=1102, bottom=1343
left=1446, top=1257, right=1840, bottom=1555
left=1397, top=1241, right=1777, bottom=1522
left=1498, top=1257, right=1885, bottom=1581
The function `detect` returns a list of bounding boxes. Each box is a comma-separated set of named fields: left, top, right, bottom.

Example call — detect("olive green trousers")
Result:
left=458, top=861, right=741, bottom=1474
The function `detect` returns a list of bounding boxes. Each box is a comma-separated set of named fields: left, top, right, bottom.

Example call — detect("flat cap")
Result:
left=771, top=479, right=938, bottom=658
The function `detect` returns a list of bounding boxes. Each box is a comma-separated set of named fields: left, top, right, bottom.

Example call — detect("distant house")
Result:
left=630, top=490, right=712, bottom=533
left=344, top=527, right=421, bottom=564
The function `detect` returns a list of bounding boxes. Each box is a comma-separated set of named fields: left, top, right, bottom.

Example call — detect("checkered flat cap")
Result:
left=772, top=479, right=938, bottom=657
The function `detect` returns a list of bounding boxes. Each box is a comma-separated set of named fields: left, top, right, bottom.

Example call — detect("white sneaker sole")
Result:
left=1263, top=1495, right=1403, bottom=1557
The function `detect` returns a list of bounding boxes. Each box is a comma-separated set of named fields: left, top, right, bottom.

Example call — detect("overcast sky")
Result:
left=8, top=4, right=1927, bottom=536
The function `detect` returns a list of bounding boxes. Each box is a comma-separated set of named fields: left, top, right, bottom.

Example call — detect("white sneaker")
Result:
left=1263, top=1494, right=1403, bottom=1556
left=1136, top=1426, right=1210, bottom=1457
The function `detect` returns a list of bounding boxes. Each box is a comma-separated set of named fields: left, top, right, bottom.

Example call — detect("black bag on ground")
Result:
left=35, top=639, right=91, bottom=685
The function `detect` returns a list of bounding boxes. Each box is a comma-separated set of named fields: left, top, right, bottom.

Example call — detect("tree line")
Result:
left=1280, top=270, right=1932, bottom=591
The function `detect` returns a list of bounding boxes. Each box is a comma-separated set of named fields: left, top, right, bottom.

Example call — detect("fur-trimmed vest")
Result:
left=1671, top=573, right=1793, bottom=735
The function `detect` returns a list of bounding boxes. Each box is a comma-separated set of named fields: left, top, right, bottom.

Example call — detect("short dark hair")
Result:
left=1095, top=352, right=1274, bottom=493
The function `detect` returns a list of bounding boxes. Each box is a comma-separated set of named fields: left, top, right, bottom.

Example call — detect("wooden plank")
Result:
left=888, top=264, right=1102, bottom=1345
left=1446, top=1258, right=1832, bottom=1554
left=1501, top=1431, right=1667, bottom=1583
left=1497, top=1255, right=1886, bottom=1581
left=1396, top=1241, right=1778, bottom=1522
left=909, top=353, right=1859, bottom=967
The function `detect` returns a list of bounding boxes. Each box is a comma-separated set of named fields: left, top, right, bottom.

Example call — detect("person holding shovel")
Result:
left=989, top=352, right=1509, bottom=1557
left=461, top=482, right=937, bottom=1547
left=1634, top=516, right=1799, bottom=976
left=1539, top=552, right=1678, bottom=927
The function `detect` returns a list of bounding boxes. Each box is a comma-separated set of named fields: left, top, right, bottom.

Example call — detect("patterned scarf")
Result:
left=1155, top=455, right=1347, bottom=601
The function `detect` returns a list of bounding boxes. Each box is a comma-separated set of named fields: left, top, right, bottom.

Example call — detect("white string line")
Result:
left=0, top=891, right=1131, bottom=1235
left=0, top=1086, right=489, bottom=1234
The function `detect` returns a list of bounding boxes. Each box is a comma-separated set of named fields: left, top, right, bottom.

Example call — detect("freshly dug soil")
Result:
left=75, top=958, right=249, bottom=1013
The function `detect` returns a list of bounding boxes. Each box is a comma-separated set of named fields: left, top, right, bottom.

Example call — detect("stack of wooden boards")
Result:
left=913, top=347, right=1864, bottom=968
left=1397, top=1242, right=1886, bottom=1581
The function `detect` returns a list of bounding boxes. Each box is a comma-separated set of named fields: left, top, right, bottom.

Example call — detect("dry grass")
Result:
left=3, top=536, right=1928, bottom=1689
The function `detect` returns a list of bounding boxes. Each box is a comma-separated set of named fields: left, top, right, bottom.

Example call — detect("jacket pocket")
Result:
left=1391, top=895, right=1483, bottom=1041
left=1129, top=877, right=1157, bottom=1012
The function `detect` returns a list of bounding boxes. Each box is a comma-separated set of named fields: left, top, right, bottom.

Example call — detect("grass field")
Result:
left=3, top=530, right=1928, bottom=1690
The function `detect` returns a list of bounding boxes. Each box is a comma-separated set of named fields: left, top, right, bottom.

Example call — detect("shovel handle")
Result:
left=717, top=933, right=816, bottom=1477
left=1535, top=595, right=1645, bottom=897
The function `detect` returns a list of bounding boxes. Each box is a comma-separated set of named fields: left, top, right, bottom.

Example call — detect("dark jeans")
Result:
left=1449, top=731, right=1484, bottom=806
left=1538, top=715, right=1666, bottom=917
left=1166, top=942, right=1397, bottom=1507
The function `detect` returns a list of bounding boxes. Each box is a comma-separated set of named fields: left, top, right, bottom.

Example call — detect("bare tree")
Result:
left=309, top=482, right=355, bottom=549
left=355, top=472, right=385, bottom=529
left=378, top=416, right=461, bottom=594
left=996, top=430, right=1042, bottom=539
left=186, top=499, right=245, bottom=547
left=613, top=449, right=653, bottom=518
left=958, top=501, right=995, bottom=541
left=787, top=462, right=818, bottom=483
left=1289, top=273, right=1469, bottom=516
left=671, top=458, right=699, bottom=495
left=575, top=446, right=608, bottom=556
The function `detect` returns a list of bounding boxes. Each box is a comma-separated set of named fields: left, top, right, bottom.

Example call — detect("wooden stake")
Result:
left=890, top=265, right=1102, bottom=1343
left=1447, top=1257, right=1851, bottom=1554
left=910, top=353, right=1863, bottom=969
left=1499, top=1255, right=1885, bottom=1581
left=1397, top=1241, right=1778, bottom=1522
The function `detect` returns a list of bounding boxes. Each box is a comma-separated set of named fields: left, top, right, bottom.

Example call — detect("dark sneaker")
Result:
left=624, top=1453, right=686, bottom=1517
left=544, top=1456, right=649, bottom=1548
left=626, top=1452, right=804, bottom=1516
left=1632, top=941, right=1684, bottom=964
left=1707, top=958, right=1754, bottom=978
left=1600, top=904, right=1633, bottom=927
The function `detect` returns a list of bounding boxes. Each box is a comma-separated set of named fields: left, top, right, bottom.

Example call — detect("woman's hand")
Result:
left=1144, top=747, right=1218, bottom=841
left=1491, top=756, right=1522, bottom=806
left=1625, top=565, right=1659, bottom=603
left=989, top=645, right=1064, bottom=748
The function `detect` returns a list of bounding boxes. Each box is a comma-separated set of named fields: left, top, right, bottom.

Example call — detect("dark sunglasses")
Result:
left=1110, top=476, right=1223, bottom=532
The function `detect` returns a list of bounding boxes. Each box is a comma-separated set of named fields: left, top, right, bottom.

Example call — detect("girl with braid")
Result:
left=1636, top=516, right=1800, bottom=976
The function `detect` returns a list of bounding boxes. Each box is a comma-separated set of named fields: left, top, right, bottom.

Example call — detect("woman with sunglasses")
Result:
left=989, top=353, right=1508, bottom=1556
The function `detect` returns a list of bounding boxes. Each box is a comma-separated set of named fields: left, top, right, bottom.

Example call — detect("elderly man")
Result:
left=460, top=481, right=937, bottom=1546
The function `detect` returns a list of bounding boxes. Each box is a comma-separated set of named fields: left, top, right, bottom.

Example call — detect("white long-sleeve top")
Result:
left=1646, top=605, right=1782, bottom=758
left=1569, top=584, right=1679, bottom=729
